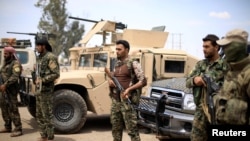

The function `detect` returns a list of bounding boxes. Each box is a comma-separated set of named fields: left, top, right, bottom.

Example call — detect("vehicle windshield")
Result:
left=93, top=53, right=107, bottom=67
left=79, top=54, right=91, bottom=67
left=79, top=53, right=108, bottom=67
left=16, top=51, right=28, bottom=64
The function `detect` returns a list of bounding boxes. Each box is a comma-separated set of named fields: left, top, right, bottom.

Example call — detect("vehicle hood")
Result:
left=55, top=70, right=107, bottom=88
left=151, top=77, right=193, bottom=94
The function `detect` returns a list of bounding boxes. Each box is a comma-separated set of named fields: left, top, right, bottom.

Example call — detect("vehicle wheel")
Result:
left=27, top=95, right=36, bottom=118
left=53, top=89, right=87, bottom=134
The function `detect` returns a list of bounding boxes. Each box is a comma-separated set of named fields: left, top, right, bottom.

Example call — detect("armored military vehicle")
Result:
left=17, top=17, right=199, bottom=134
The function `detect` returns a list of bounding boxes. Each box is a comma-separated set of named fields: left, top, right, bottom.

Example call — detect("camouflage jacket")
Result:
left=38, top=51, right=60, bottom=92
left=186, top=57, right=228, bottom=106
left=214, top=55, right=250, bottom=124
left=0, top=59, right=21, bottom=87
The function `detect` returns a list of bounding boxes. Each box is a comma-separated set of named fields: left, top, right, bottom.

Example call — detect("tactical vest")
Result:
left=215, top=57, right=250, bottom=125
left=114, top=62, right=131, bottom=90
left=111, top=58, right=145, bottom=105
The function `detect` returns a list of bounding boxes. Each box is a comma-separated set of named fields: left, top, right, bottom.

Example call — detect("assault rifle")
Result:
left=0, top=75, right=13, bottom=110
left=7, top=32, right=56, bottom=46
left=31, top=61, right=42, bottom=92
left=7, top=32, right=56, bottom=39
left=104, top=68, right=131, bottom=104
left=203, top=74, right=220, bottom=125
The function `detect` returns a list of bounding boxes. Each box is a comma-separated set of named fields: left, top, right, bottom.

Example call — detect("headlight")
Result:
left=183, top=94, right=196, bottom=111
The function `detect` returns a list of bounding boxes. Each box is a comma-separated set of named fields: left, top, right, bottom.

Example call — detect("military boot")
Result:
left=10, top=130, right=22, bottom=137
left=0, top=128, right=11, bottom=133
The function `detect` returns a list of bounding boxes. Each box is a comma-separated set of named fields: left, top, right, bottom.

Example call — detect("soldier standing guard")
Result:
left=34, top=36, right=60, bottom=141
left=0, top=46, right=23, bottom=137
left=108, top=40, right=147, bottom=141
left=186, top=34, right=229, bottom=141
left=214, top=29, right=250, bottom=125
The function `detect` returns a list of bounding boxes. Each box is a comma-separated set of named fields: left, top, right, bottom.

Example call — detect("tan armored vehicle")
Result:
left=19, top=17, right=199, bottom=134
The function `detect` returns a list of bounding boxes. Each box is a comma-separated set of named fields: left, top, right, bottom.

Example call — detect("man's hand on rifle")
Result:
left=108, top=79, right=116, bottom=88
left=35, top=77, right=41, bottom=86
left=0, top=84, right=6, bottom=95
left=121, top=89, right=130, bottom=99
left=194, top=76, right=207, bottom=87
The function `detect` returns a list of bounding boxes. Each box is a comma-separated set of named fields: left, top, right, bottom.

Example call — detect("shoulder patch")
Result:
left=14, top=67, right=20, bottom=72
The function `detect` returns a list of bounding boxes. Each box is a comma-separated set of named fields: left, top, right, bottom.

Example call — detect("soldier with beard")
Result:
left=186, top=34, right=229, bottom=141
left=34, top=36, right=60, bottom=141
left=108, top=40, right=147, bottom=141
left=0, top=46, right=23, bottom=137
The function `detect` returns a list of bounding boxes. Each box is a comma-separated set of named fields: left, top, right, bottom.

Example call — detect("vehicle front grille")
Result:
left=137, top=96, right=158, bottom=114
left=151, top=88, right=184, bottom=111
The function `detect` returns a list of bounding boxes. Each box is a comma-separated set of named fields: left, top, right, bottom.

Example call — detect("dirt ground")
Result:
left=0, top=106, right=159, bottom=141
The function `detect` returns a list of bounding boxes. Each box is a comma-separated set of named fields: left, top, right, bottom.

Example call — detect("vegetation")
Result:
left=35, top=0, right=85, bottom=57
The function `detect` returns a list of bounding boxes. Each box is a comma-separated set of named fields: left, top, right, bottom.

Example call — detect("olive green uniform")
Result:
left=0, top=59, right=22, bottom=132
left=35, top=51, right=60, bottom=140
left=186, top=58, right=228, bottom=141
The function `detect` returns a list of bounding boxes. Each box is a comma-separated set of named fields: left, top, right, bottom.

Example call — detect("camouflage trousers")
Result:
left=110, top=98, right=140, bottom=141
left=35, top=91, right=54, bottom=140
left=0, top=91, right=22, bottom=131
left=191, top=105, right=209, bottom=141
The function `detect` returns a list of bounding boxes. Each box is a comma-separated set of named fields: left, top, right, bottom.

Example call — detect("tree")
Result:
left=35, top=0, right=84, bottom=57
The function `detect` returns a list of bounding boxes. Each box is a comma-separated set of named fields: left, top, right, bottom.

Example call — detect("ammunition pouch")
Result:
left=193, top=87, right=202, bottom=106
left=129, top=89, right=141, bottom=105
left=215, top=96, right=248, bottom=125
left=110, top=87, right=121, bottom=102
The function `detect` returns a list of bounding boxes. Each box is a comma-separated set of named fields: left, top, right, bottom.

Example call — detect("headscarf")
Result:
left=4, top=46, right=19, bottom=60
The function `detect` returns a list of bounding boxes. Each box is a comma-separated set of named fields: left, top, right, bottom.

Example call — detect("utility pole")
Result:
left=171, top=33, right=182, bottom=49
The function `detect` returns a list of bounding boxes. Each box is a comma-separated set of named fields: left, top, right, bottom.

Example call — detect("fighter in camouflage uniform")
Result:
left=214, top=29, right=250, bottom=125
left=0, top=46, right=23, bottom=137
left=34, top=37, right=60, bottom=141
left=186, top=34, right=228, bottom=141
left=108, top=40, right=147, bottom=141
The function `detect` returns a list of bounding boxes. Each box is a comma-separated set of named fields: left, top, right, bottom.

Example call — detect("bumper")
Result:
left=138, top=108, right=193, bottom=139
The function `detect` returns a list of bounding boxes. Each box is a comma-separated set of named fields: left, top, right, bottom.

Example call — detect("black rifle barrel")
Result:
left=7, top=32, right=36, bottom=36
left=68, top=16, right=99, bottom=23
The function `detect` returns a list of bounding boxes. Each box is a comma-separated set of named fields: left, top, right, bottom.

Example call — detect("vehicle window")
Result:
left=164, top=60, right=185, bottom=73
left=16, top=51, right=28, bottom=64
left=94, top=53, right=107, bottom=67
left=110, top=58, right=116, bottom=71
left=79, top=54, right=91, bottom=67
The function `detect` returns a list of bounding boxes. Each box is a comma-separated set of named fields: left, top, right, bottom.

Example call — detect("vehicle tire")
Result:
left=27, top=95, right=36, bottom=118
left=53, top=89, right=87, bottom=134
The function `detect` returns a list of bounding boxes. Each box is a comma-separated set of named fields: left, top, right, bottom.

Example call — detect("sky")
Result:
left=0, top=0, right=250, bottom=59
